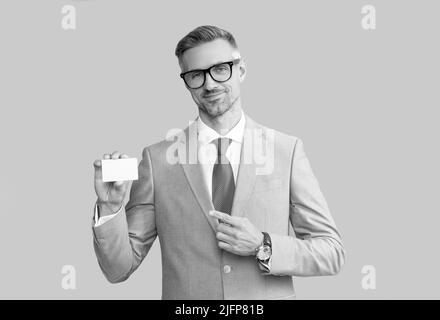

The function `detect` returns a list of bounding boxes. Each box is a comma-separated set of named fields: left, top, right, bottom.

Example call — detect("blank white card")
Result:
left=101, top=158, right=138, bottom=182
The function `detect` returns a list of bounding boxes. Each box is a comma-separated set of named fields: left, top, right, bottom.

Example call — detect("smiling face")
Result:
left=179, top=39, right=246, bottom=119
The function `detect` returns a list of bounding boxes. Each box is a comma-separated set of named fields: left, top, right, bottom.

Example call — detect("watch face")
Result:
left=257, top=245, right=272, bottom=260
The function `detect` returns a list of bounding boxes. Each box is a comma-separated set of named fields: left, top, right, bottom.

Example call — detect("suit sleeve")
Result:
left=269, top=138, right=346, bottom=276
left=92, top=147, right=157, bottom=283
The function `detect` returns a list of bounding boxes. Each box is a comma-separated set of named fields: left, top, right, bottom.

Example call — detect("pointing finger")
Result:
left=209, top=210, right=240, bottom=227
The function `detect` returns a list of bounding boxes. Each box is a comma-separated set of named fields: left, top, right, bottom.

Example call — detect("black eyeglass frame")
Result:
left=180, top=58, right=241, bottom=89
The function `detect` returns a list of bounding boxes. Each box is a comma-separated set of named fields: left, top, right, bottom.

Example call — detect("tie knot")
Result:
left=212, top=137, right=231, bottom=157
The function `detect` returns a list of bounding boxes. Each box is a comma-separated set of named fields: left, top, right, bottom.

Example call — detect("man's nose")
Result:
left=203, top=72, right=218, bottom=90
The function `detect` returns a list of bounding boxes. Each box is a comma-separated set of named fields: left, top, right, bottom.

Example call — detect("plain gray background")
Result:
left=1, top=0, right=439, bottom=299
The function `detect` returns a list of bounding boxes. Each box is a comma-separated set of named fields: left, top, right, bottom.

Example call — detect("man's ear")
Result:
left=238, top=58, right=247, bottom=82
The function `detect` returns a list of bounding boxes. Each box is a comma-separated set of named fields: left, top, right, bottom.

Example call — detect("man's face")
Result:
left=179, top=39, right=246, bottom=118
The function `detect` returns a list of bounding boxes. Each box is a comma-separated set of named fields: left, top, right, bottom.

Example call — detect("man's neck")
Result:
left=199, top=102, right=243, bottom=136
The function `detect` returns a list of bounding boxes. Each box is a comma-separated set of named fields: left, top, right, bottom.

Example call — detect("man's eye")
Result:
left=190, top=71, right=202, bottom=79
left=213, top=65, right=228, bottom=72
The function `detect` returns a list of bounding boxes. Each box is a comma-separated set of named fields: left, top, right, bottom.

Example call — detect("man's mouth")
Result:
left=204, top=92, right=224, bottom=99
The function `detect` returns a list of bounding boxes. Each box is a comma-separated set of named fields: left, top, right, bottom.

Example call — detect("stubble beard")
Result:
left=199, top=95, right=239, bottom=120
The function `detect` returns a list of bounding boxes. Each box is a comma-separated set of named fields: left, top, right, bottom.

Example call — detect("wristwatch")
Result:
left=256, top=232, right=272, bottom=272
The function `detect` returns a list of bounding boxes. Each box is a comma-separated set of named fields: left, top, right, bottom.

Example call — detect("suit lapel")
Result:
left=179, top=121, right=219, bottom=234
left=230, top=115, right=261, bottom=218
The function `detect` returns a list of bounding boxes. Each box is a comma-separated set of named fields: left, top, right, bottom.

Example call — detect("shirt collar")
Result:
left=197, top=110, right=246, bottom=146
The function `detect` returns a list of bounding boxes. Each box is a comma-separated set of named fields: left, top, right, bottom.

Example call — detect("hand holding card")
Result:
left=93, top=152, right=137, bottom=217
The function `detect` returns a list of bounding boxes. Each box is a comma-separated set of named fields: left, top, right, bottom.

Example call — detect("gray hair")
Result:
left=175, top=25, right=238, bottom=59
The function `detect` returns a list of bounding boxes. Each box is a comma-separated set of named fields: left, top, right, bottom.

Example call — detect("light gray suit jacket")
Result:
left=92, top=115, right=345, bottom=299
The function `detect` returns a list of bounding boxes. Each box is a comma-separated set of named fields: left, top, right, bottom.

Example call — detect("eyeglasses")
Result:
left=180, top=58, right=241, bottom=89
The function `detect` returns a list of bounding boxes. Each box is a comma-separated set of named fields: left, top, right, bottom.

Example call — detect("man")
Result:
left=92, top=25, right=345, bottom=300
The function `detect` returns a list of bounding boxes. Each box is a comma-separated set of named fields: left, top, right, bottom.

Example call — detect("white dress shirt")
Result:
left=94, top=111, right=246, bottom=226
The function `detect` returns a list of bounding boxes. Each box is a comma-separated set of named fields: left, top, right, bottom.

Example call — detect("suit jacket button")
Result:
left=223, top=265, right=232, bottom=274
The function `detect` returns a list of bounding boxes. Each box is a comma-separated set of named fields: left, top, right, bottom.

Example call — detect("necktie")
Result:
left=212, top=138, right=235, bottom=214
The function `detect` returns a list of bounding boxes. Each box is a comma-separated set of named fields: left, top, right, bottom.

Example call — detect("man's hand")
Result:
left=209, top=210, right=264, bottom=256
left=93, top=151, right=132, bottom=217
